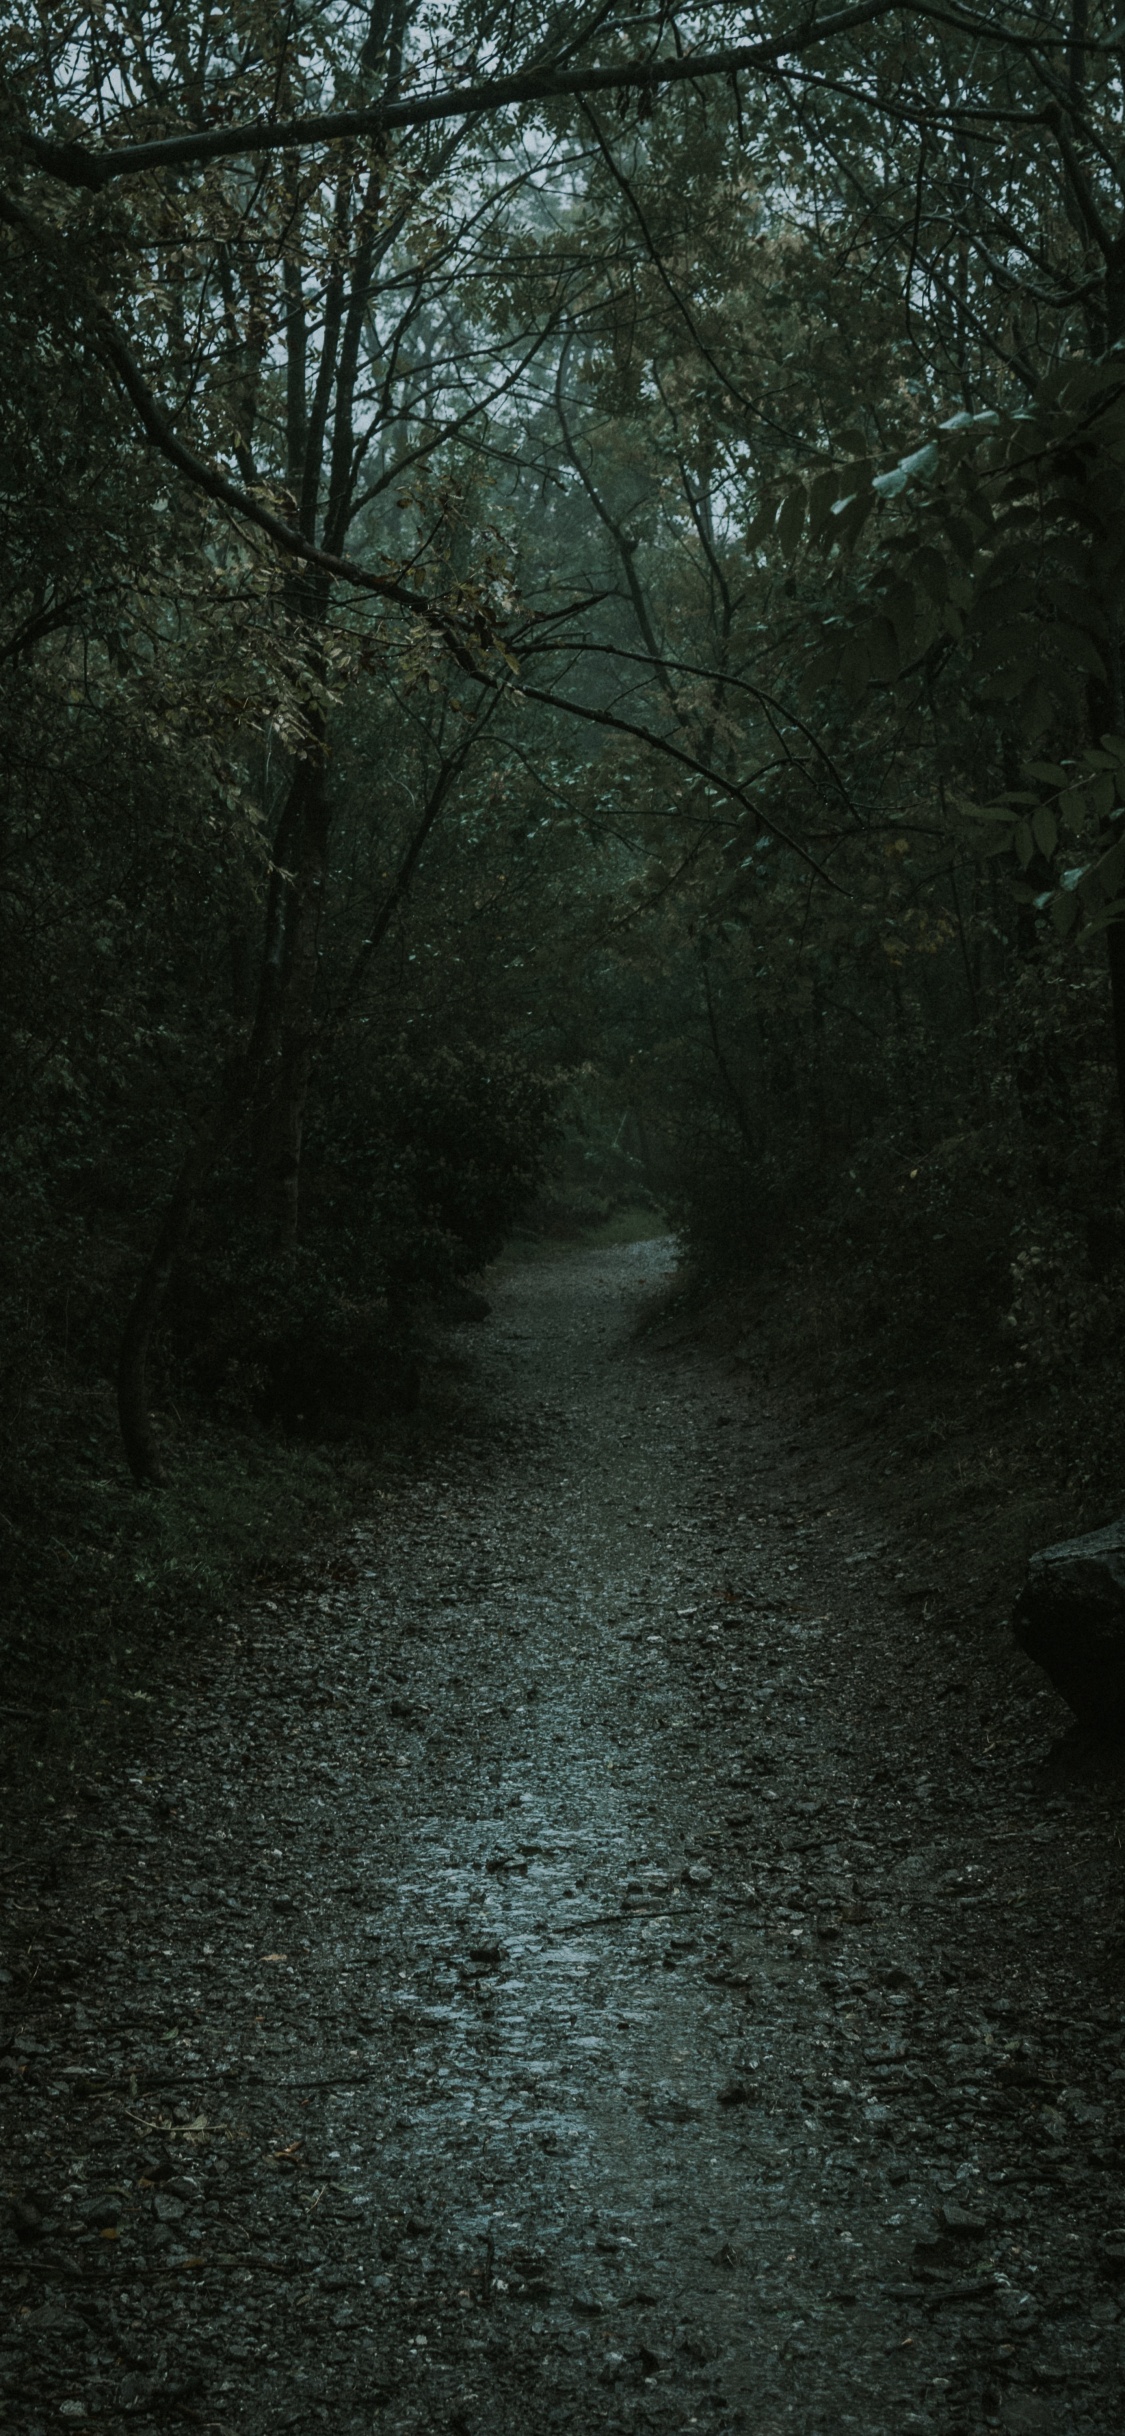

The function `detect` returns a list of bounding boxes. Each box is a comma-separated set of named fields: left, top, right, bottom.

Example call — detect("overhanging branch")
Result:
left=24, top=6, right=899, bottom=188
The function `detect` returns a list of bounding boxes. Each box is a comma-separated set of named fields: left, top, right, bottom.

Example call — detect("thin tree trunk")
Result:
left=701, top=946, right=755, bottom=1160
left=116, top=1104, right=234, bottom=1485
left=258, top=745, right=331, bottom=1252
left=1107, top=918, right=1125, bottom=1136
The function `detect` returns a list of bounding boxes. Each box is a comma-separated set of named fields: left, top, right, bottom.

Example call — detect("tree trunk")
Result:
left=701, top=945, right=755, bottom=1160
left=117, top=718, right=327, bottom=1483
left=255, top=742, right=331, bottom=1251
left=1107, top=916, right=1125, bottom=1136
left=116, top=1111, right=231, bottom=1485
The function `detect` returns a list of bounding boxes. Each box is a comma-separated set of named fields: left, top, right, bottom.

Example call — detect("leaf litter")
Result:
left=1, top=1239, right=1124, bottom=2433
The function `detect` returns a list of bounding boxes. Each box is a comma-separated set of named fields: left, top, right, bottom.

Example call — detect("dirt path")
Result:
left=3, top=1243, right=1125, bottom=2436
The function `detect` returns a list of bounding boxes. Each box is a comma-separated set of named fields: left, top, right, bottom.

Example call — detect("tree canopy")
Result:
left=4, top=2, right=1125, bottom=1577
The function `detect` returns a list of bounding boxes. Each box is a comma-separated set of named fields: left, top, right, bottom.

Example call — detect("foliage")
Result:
left=7, top=3, right=1125, bottom=1780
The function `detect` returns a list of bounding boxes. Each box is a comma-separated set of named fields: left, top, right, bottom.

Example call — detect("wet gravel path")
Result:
left=4, top=1241, right=1125, bottom=2435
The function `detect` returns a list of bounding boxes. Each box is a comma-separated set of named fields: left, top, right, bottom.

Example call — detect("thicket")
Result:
left=6, top=2, right=1125, bottom=1779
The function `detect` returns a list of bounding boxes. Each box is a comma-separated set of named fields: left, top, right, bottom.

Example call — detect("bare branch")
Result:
left=505, top=676, right=844, bottom=890
left=0, top=186, right=491, bottom=662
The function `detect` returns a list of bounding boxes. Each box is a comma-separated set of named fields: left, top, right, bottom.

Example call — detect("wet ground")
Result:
left=3, top=1240, right=1125, bottom=2435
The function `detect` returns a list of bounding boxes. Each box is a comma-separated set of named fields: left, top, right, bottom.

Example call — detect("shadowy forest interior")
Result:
left=9, top=0, right=1125, bottom=1647
left=4, top=4, right=1125, bottom=2436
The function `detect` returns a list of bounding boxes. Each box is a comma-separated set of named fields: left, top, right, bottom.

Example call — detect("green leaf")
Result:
left=828, top=491, right=874, bottom=552
left=776, top=487, right=807, bottom=557
left=945, top=514, right=978, bottom=564
left=899, top=441, right=940, bottom=481
left=866, top=616, right=900, bottom=684
left=1052, top=889, right=1078, bottom=936
left=1059, top=787, right=1091, bottom=834
left=977, top=666, right=1028, bottom=706
left=1078, top=896, right=1125, bottom=937
left=838, top=635, right=870, bottom=696
left=1057, top=362, right=1125, bottom=410
left=744, top=497, right=777, bottom=549
left=957, top=798, right=1011, bottom=825
left=807, top=469, right=843, bottom=541
left=883, top=580, right=918, bottom=652
left=1014, top=819, right=1035, bottom=869
left=940, top=407, right=1001, bottom=432
left=1049, top=624, right=1107, bottom=680
left=799, top=645, right=840, bottom=706
left=909, top=545, right=948, bottom=602
left=1096, top=837, right=1125, bottom=897
left=1032, top=803, right=1058, bottom=857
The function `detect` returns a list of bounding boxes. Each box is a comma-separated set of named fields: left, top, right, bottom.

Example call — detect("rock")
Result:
left=643, top=2093, right=702, bottom=2124
left=1014, top=1518, right=1125, bottom=1730
left=939, top=2201, right=986, bottom=2235
left=996, top=2288, right=1039, bottom=2332
left=1002, top=2397, right=1055, bottom=2434
left=117, top=2374, right=156, bottom=2414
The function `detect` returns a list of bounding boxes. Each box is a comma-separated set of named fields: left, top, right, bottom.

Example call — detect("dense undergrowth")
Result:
left=10, top=1, right=1125, bottom=1828
left=657, top=942, right=1125, bottom=1613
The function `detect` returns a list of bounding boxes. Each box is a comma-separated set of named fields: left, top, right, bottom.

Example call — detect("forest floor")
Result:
left=3, top=1239, right=1125, bottom=2436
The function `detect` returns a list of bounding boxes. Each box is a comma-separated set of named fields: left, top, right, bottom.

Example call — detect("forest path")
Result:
left=4, top=1243, right=1125, bottom=2436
